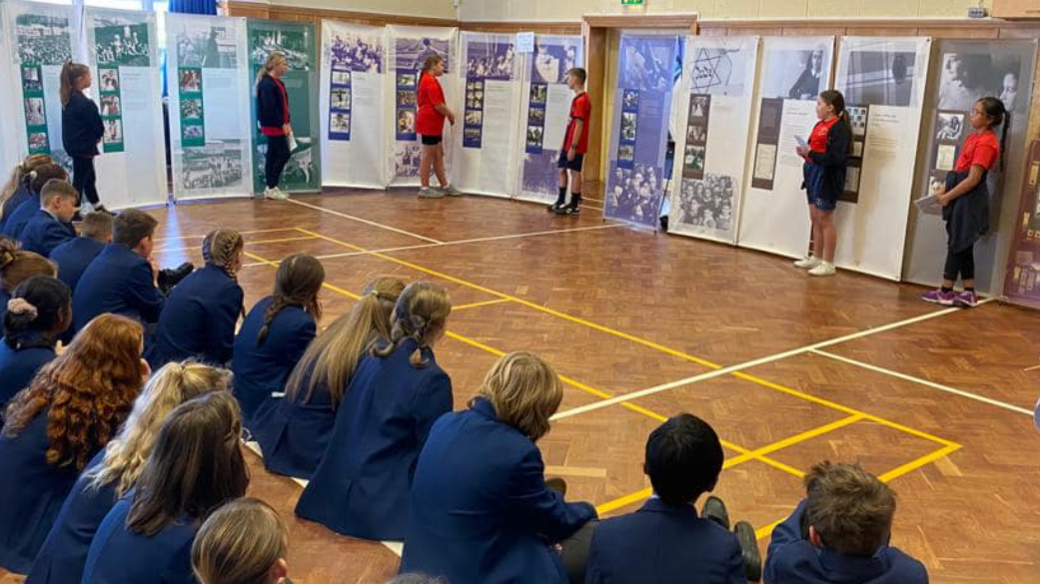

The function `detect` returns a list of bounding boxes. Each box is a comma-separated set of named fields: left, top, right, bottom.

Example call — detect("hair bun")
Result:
left=7, top=298, right=38, bottom=321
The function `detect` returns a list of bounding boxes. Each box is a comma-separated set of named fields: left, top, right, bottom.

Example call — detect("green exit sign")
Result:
left=621, top=0, right=644, bottom=5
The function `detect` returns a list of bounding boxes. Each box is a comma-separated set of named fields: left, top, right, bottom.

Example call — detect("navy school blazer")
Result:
left=0, top=182, right=32, bottom=233
left=71, top=243, right=165, bottom=334
left=232, top=296, right=316, bottom=428
left=252, top=367, right=336, bottom=480
left=400, top=397, right=597, bottom=584
left=0, top=341, right=56, bottom=429
left=1, top=194, right=40, bottom=240
left=584, top=497, right=745, bottom=584
left=81, top=498, right=197, bottom=584
left=49, top=236, right=106, bottom=293
left=146, top=264, right=244, bottom=370
left=61, top=91, right=104, bottom=158
left=18, top=209, right=76, bottom=257
left=295, top=339, right=453, bottom=541
left=764, top=499, right=929, bottom=584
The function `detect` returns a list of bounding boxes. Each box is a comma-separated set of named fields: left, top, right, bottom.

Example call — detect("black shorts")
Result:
left=421, top=135, right=442, bottom=146
left=557, top=150, right=585, bottom=171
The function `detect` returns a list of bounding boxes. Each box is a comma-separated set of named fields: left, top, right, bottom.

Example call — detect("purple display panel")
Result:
left=463, top=38, right=515, bottom=149
left=394, top=36, right=449, bottom=142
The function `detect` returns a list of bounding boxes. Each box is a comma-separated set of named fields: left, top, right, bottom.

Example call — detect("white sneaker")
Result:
left=438, top=184, right=463, bottom=197
left=275, top=187, right=291, bottom=199
left=794, top=255, right=821, bottom=269
left=264, top=187, right=289, bottom=201
left=418, top=187, right=444, bottom=199
left=808, top=261, right=836, bottom=277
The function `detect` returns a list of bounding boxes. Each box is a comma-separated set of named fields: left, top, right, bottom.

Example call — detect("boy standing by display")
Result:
left=550, top=68, right=591, bottom=216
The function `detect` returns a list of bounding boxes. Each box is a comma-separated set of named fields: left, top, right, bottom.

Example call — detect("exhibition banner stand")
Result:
left=668, top=35, right=759, bottom=244
left=603, top=31, right=681, bottom=229
left=1004, top=140, right=1040, bottom=307
left=167, top=13, right=254, bottom=202
left=386, top=24, right=457, bottom=188
left=0, top=7, right=19, bottom=178
left=514, top=34, right=583, bottom=205
left=320, top=20, right=387, bottom=189
left=247, top=19, right=321, bottom=194
left=738, top=37, right=835, bottom=257
left=833, top=36, right=931, bottom=280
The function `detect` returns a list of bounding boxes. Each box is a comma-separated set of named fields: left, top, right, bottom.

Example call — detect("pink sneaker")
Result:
left=954, top=290, right=978, bottom=308
left=921, top=289, right=956, bottom=306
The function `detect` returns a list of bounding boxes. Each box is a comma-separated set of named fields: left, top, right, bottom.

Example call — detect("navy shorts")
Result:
left=421, top=135, right=442, bottom=146
left=803, top=162, right=838, bottom=211
left=558, top=150, right=585, bottom=172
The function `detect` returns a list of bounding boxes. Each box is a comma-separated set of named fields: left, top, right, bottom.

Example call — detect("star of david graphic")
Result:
left=691, top=48, right=725, bottom=91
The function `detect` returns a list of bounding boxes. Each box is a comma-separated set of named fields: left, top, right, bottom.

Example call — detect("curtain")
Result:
left=170, top=0, right=216, bottom=15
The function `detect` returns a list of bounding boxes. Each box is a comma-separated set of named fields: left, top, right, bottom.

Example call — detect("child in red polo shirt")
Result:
left=416, top=55, right=459, bottom=199
left=922, top=97, right=1007, bottom=308
left=551, top=68, right=592, bottom=216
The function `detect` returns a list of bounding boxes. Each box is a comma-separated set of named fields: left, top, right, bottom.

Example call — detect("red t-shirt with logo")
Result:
left=954, top=130, right=1000, bottom=172
left=807, top=117, right=839, bottom=156
left=563, top=92, right=592, bottom=155
left=416, top=73, right=446, bottom=137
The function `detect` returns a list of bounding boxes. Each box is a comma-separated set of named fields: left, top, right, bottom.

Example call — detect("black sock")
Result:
left=965, top=286, right=975, bottom=292
left=941, top=286, right=953, bottom=293
left=570, top=192, right=582, bottom=207
left=555, top=187, right=566, bottom=205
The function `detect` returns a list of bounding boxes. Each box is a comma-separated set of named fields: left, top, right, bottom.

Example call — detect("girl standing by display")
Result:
left=256, top=52, right=293, bottom=201
left=60, top=63, right=107, bottom=215
left=416, top=55, right=460, bottom=199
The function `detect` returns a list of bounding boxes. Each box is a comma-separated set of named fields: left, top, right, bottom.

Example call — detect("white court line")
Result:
left=811, top=348, right=1033, bottom=416
left=286, top=198, right=443, bottom=244
left=552, top=299, right=996, bottom=421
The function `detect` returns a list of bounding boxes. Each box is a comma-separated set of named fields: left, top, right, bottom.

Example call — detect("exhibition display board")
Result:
left=515, top=34, right=583, bottom=205
left=1004, top=140, right=1040, bottom=306
left=603, top=32, right=682, bottom=229
left=247, top=19, right=321, bottom=194
left=738, top=37, right=835, bottom=257
left=668, top=35, right=759, bottom=244
left=166, top=13, right=254, bottom=201
left=320, top=20, right=387, bottom=189
left=387, top=24, right=457, bottom=188
left=833, top=36, right=932, bottom=280
left=84, top=6, right=167, bottom=209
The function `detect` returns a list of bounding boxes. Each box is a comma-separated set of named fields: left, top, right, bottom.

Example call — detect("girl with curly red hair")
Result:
left=0, top=314, right=149, bottom=574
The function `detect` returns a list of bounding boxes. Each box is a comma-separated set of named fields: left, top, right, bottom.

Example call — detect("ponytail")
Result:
left=819, top=89, right=853, bottom=155
left=254, top=52, right=287, bottom=94
left=977, top=96, right=1009, bottom=172
left=60, top=62, right=90, bottom=108
left=0, top=154, right=52, bottom=218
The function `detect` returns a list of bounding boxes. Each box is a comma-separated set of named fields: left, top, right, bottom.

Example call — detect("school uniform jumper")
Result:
left=71, top=243, right=165, bottom=334
left=1, top=194, right=41, bottom=240
left=0, top=340, right=56, bottom=429
left=49, top=236, right=106, bottom=293
left=584, top=497, right=745, bottom=584
left=942, top=130, right=1000, bottom=282
left=252, top=367, right=338, bottom=480
left=232, top=297, right=316, bottom=428
left=257, top=75, right=291, bottom=189
left=295, top=339, right=453, bottom=541
left=25, top=451, right=114, bottom=584
left=400, top=397, right=597, bottom=584
left=81, top=499, right=197, bottom=584
left=764, top=499, right=929, bottom=584
left=0, top=409, right=97, bottom=573
left=802, top=117, right=851, bottom=211
left=0, top=182, right=32, bottom=234
left=145, top=264, right=243, bottom=370
left=18, top=209, right=76, bottom=257
left=62, top=90, right=105, bottom=207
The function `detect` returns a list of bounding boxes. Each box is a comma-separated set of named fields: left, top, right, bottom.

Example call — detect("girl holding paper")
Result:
left=256, top=52, right=293, bottom=201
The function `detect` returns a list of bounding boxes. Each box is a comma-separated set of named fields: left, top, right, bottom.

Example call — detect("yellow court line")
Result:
left=452, top=298, right=512, bottom=311
left=154, top=227, right=296, bottom=242
left=157, top=235, right=316, bottom=254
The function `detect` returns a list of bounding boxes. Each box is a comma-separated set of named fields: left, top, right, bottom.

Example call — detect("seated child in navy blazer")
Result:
left=0, top=238, right=57, bottom=327
left=0, top=314, right=146, bottom=574
left=584, top=413, right=761, bottom=584
left=147, top=229, right=245, bottom=370
left=232, top=254, right=325, bottom=428
left=72, top=209, right=166, bottom=334
left=1, top=163, right=67, bottom=242
left=0, top=154, right=52, bottom=234
left=400, top=352, right=598, bottom=584
left=191, top=498, right=291, bottom=584
left=764, top=462, right=929, bottom=584
left=18, top=180, right=78, bottom=257
left=0, top=276, right=71, bottom=427
left=296, top=282, right=454, bottom=541
left=49, top=211, right=112, bottom=293
left=27, top=362, right=231, bottom=584
left=82, top=392, right=249, bottom=584
left=253, top=276, right=404, bottom=479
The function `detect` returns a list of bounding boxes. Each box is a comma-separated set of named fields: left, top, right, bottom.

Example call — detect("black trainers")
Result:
left=702, top=495, right=730, bottom=530
left=554, top=204, right=581, bottom=216
left=734, top=520, right=763, bottom=582
left=547, top=201, right=565, bottom=212
left=158, top=262, right=195, bottom=295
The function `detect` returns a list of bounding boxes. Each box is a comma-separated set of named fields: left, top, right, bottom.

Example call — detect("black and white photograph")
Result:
left=761, top=48, right=827, bottom=100
left=180, top=97, right=202, bottom=120
left=397, top=72, right=416, bottom=87
left=394, top=143, right=421, bottom=178
left=101, top=95, right=122, bottom=117
left=528, top=107, right=545, bottom=124
left=935, top=144, right=957, bottom=172
left=937, top=49, right=1027, bottom=113
left=330, top=112, right=350, bottom=133
left=686, top=124, right=706, bottom=144
left=395, top=89, right=414, bottom=108
left=841, top=49, right=916, bottom=107
left=606, top=163, right=664, bottom=224
left=465, top=110, right=483, bottom=125
left=104, top=119, right=124, bottom=143
left=689, top=95, right=709, bottom=119
left=466, top=92, right=484, bottom=110
left=621, top=112, right=638, bottom=141
left=14, top=14, right=73, bottom=66
left=844, top=166, right=861, bottom=193
left=329, top=32, right=384, bottom=73
left=395, top=37, right=449, bottom=73
left=174, top=24, right=237, bottom=69
left=100, top=69, right=120, bottom=92
left=464, top=127, right=482, bottom=142
left=847, top=106, right=868, bottom=137
left=397, top=109, right=415, bottom=134
left=251, top=29, right=311, bottom=70
left=182, top=124, right=203, bottom=141
left=95, top=23, right=150, bottom=67
left=935, top=112, right=964, bottom=141
left=690, top=47, right=751, bottom=97
left=683, top=144, right=705, bottom=173
left=21, top=67, right=42, bottom=92
left=28, top=132, right=49, bottom=152
left=332, top=88, right=352, bottom=109
left=179, top=68, right=201, bottom=93
left=24, top=98, right=45, bottom=126
left=180, top=144, right=244, bottom=189
left=532, top=43, right=565, bottom=84
left=332, top=70, right=351, bottom=86
left=622, top=89, right=640, bottom=110
left=618, top=144, right=635, bottom=162
left=927, top=174, right=946, bottom=207
left=526, top=125, right=543, bottom=148
left=675, top=173, right=735, bottom=232
left=620, top=38, right=674, bottom=91
left=530, top=83, right=547, bottom=105
left=851, top=140, right=864, bottom=158
left=465, top=40, right=515, bottom=80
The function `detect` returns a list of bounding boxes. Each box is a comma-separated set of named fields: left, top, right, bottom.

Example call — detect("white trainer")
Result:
left=264, top=187, right=289, bottom=200
left=794, top=255, right=821, bottom=269
left=808, top=261, right=836, bottom=277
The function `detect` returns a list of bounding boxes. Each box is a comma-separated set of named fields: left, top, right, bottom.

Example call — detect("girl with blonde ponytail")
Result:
left=255, top=52, right=293, bottom=200
left=297, top=281, right=453, bottom=541
left=60, top=62, right=107, bottom=214
left=0, top=154, right=51, bottom=226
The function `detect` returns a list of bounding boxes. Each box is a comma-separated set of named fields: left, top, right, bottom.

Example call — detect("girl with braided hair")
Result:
left=233, top=253, right=324, bottom=428
left=0, top=237, right=57, bottom=326
left=253, top=276, right=405, bottom=479
left=296, top=282, right=453, bottom=541
left=146, top=229, right=245, bottom=370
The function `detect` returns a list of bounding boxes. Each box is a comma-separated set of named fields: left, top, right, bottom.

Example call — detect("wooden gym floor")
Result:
left=4, top=188, right=1040, bottom=583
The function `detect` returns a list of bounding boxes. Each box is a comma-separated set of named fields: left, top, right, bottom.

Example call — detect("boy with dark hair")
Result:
left=550, top=67, right=591, bottom=216
left=49, top=211, right=113, bottom=292
left=584, top=413, right=761, bottom=583
left=17, top=180, right=77, bottom=256
left=765, top=461, right=928, bottom=584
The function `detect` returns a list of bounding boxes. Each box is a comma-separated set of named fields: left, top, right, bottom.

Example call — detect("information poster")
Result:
left=833, top=37, right=931, bottom=280
left=453, top=32, right=521, bottom=197
left=515, top=34, right=583, bottom=205
left=1004, top=141, right=1040, bottom=307
left=85, top=7, right=167, bottom=209
left=167, top=13, right=253, bottom=201
left=604, top=33, right=681, bottom=228
left=0, top=8, right=15, bottom=176
left=668, top=36, right=759, bottom=244
left=387, top=25, right=457, bottom=187
left=738, top=37, right=835, bottom=258
left=320, top=20, right=387, bottom=189
left=247, top=19, right=321, bottom=194
left=905, top=40, right=1036, bottom=294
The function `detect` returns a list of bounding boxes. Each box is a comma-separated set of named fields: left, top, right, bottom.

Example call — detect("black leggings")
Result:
left=944, top=245, right=975, bottom=282
left=72, top=156, right=100, bottom=206
left=265, top=135, right=291, bottom=189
